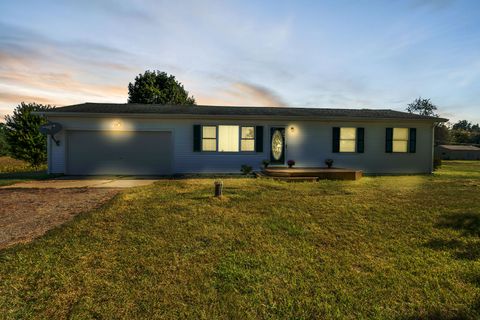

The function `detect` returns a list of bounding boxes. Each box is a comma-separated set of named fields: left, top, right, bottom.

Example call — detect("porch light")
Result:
left=290, top=126, right=295, bottom=132
left=112, top=120, right=122, bottom=129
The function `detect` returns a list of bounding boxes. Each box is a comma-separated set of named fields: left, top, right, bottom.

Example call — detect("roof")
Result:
left=39, top=103, right=448, bottom=121
left=437, top=145, right=480, bottom=151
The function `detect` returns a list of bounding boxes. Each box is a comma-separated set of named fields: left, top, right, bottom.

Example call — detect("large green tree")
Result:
left=4, top=102, right=54, bottom=167
left=128, top=70, right=196, bottom=105
left=406, top=97, right=439, bottom=117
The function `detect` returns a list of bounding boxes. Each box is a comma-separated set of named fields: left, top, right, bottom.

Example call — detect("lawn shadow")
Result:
left=424, top=212, right=480, bottom=261
left=436, top=212, right=480, bottom=237
left=398, top=306, right=477, bottom=320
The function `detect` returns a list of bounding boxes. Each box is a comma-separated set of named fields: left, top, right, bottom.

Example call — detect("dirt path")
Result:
left=0, top=188, right=119, bottom=249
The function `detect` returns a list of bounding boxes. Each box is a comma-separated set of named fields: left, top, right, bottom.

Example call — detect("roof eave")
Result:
left=33, top=111, right=447, bottom=122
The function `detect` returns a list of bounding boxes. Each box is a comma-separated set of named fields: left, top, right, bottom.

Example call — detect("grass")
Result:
left=0, top=156, right=50, bottom=186
left=1, top=161, right=480, bottom=319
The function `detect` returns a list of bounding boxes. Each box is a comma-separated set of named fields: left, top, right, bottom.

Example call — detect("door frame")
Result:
left=269, top=126, right=286, bottom=165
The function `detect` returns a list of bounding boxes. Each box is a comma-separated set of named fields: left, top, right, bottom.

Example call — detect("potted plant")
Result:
left=262, top=159, right=270, bottom=169
left=240, top=164, right=253, bottom=175
left=287, top=159, right=295, bottom=168
left=325, top=159, right=334, bottom=169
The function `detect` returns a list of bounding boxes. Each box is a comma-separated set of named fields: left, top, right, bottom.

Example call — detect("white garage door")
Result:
left=66, top=130, right=173, bottom=175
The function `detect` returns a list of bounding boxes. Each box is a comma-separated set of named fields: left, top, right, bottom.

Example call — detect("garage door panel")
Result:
left=67, top=131, right=172, bottom=175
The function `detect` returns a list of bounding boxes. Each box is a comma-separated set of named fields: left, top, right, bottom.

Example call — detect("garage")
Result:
left=66, top=130, right=173, bottom=175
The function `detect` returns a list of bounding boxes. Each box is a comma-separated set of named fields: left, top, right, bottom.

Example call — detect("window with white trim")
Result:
left=339, top=127, right=356, bottom=152
left=393, top=128, right=408, bottom=153
left=202, top=126, right=217, bottom=151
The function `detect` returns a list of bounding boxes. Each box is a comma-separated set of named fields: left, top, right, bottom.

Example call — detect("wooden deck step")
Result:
left=260, top=167, right=363, bottom=180
left=255, top=172, right=318, bottom=182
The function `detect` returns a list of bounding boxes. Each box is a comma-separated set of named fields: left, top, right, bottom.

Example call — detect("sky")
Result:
left=0, top=0, right=479, bottom=124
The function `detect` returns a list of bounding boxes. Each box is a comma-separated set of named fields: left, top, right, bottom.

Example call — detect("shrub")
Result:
left=433, top=157, right=442, bottom=171
left=287, top=160, right=295, bottom=168
left=240, top=164, right=253, bottom=175
left=262, top=159, right=270, bottom=168
left=325, top=159, right=334, bottom=168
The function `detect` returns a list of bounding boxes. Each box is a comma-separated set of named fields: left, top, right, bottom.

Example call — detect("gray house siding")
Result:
left=45, top=115, right=435, bottom=175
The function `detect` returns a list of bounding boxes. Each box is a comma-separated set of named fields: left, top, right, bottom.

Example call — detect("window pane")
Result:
left=241, top=139, right=255, bottom=151
left=218, top=125, right=239, bottom=152
left=393, top=128, right=408, bottom=140
left=340, top=140, right=356, bottom=152
left=241, top=127, right=255, bottom=139
left=393, top=141, right=408, bottom=152
left=202, top=126, right=216, bottom=139
left=202, top=139, right=216, bottom=151
left=340, top=127, right=356, bottom=140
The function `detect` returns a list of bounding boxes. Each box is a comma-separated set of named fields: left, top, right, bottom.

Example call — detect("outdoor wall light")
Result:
left=112, top=120, right=122, bottom=129
left=290, top=126, right=295, bottom=133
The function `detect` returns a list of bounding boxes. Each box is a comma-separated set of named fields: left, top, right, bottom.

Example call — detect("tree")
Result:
left=406, top=97, right=439, bottom=117
left=0, top=123, right=9, bottom=156
left=434, top=123, right=450, bottom=145
left=128, top=70, right=196, bottom=105
left=406, top=97, right=445, bottom=145
left=4, top=102, right=54, bottom=167
left=450, top=120, right=480, bottom=144
left=452, top=120, right=472, bottom=131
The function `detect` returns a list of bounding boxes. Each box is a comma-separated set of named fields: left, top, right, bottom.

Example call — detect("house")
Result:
left=435, top=144, right=480, bottom=160
left=36, top=103, right=447, bottom=175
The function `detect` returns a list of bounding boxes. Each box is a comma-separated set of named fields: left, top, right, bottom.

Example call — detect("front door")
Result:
left=270, top=127, right=285, bottom=164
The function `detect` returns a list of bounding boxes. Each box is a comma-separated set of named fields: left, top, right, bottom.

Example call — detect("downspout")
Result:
left=430, top=124, right=435, bottom=173
left=47, top=134, right=51, bottom=174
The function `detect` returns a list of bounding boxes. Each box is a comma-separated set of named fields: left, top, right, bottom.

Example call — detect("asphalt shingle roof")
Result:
left=43, top=103, right=447, bottom=121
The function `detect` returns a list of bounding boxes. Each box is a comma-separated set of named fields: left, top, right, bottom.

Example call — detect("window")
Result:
left=241, top=126, right=255, bottom=151
left=339, top=127, right=356, bottom=152
left=393, top=128, right=408, bottom=152
left=198, top=125, right=258, bottom=153
left=202, top=126, right=217, bottom=151
left=218, top=125, right=239, bottom=152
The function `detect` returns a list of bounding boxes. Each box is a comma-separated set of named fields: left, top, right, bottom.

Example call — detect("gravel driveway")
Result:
left=0, top=188, right=119, bottom=249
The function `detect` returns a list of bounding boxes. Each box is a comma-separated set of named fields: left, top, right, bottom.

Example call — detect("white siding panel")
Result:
left=48, top=131, right=65, bottom=174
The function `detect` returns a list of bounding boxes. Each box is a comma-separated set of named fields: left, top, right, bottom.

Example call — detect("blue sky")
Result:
left=0, top=0, right=479, bottom=123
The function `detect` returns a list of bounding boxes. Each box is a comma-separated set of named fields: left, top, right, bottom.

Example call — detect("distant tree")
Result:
left=450, top=120, right=480, bottom=144
left=128, top=70, right=196, bottom=105
left=406, top=97, right=445, bottom=145
left=406, top=97, right=439, bottom=117
left=4, top=102, right=54, bottom=167
left=0, top=123, right=8, bottom=156
left=434, top=123, right=450, bottom=145
left=452, top=120, right=472, bottom=131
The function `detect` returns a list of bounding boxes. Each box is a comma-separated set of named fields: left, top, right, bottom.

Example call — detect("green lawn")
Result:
left=0, top=156, right=50, bottom=186
left=1, top=161, right=480, bottom=319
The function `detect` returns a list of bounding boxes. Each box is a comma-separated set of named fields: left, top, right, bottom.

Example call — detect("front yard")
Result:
left=1, top=161, right=479, bottom=319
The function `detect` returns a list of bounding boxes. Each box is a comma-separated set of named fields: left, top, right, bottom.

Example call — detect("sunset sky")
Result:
left=0, top=0, right=479, bottom=123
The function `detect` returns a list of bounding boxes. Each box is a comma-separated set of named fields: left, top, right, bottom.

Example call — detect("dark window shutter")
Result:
left=385, top=128, right=393, bottom=153
left=193, top=125, right=201, bottom=152
left=409, top=128, right=416, bottom=153
left=255, top=126, right=264, bottom=152
left=332, top=127, right=340, bottom=153
left=356, top=128, right=364, bottom=153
